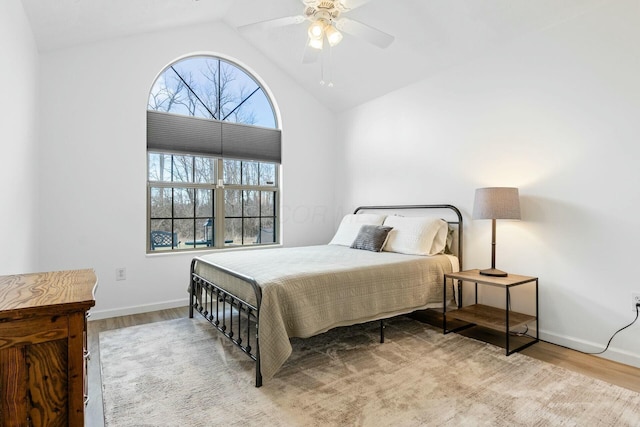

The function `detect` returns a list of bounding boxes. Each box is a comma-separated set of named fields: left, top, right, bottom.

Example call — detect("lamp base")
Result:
left=479, top=268, right=508, bottom=277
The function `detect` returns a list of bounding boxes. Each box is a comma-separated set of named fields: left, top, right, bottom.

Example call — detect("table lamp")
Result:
left=472, top=187, right=521, bottom=277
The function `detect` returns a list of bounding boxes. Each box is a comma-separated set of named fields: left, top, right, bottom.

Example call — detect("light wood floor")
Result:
left=86, top=307, right=640, bottom=426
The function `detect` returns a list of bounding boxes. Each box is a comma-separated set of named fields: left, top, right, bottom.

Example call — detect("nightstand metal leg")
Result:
left=442, top=274, right=447, bottom=334
left=535, top=279, right=540, bottom=342
left=505, top=288, right=510, bottom=356
left=474, top=282, right=478, bottom=305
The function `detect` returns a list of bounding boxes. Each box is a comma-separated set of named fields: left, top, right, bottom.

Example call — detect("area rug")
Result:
left=99, top=316, right=640, bottom=426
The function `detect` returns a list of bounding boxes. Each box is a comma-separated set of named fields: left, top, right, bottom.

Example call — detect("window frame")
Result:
left=146, top=54, right=281, bottom=254
left=147, top=155, right=279, bottom=253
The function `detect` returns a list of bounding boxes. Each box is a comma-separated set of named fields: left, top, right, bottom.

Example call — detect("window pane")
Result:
left=174, top=219, right=193, bottom=248
left=148, top=153, right=161, bottom=181
left=150, top=219, right=171, bottom=232
left=224, top=159, right=241, bottom=185
left=259, top=163, right=276, bottom=186
left=244, top=190, right=260, bottom=217
left=172, top=156, right=193, bottom=182
left=237, top=89, right=276, bottom=128
left=148, top=72, right=193, bottom=116
left=150, top=187, right=172, bottom=218
left=185, top=57, right=219, bottom=119
left=151, top=57, right=218, bottom=119
left=244, top=218, right=260, bottom=244
left=195, top=188, right=214, bottom=217
left=242, top=161, right=259, bottom=186
left=194, top=156, right=216, bottom=183
left=200, top=218, right=213, bottom=245
left=181, top=218, right=212, bottom=248
left=174, top=188, right=195, bottom=218
left=225, top=218, right=241, bottom=245
left=261, top=191, right=275, bottom=216
left=260, top=218, right=275, bottom=243
left=148, top=153, right=172, bottom=182
left=150, top=220, right=174, bottom=251
left=219, top=61, right=258, bottom=125
left=225, top=189, right=242, bottom=217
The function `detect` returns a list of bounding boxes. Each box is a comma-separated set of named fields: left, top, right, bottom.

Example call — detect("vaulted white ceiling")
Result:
left=21, top=0, right=606, bottom=112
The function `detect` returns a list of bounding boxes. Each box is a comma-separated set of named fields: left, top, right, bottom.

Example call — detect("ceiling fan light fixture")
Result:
left=324, top=24, right=343, bottom=46
left=308, top=36, right=324, bottom=50
left=308, top=20, right=326, bottom=40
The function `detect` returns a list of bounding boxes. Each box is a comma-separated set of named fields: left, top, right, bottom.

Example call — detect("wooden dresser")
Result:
left=0, top=269, right=97, bottom=427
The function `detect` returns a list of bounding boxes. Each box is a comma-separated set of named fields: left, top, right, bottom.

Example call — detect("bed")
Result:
left=189, top=205, right=463, bottom=387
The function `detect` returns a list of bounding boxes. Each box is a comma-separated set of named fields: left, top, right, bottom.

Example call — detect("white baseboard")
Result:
left=88, top=298, right=189, bottom=321
left=539, top=328, right=640, bottom=369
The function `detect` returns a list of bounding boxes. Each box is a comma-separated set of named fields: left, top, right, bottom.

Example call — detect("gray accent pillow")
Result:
left=351, top=225, right=393, bottom=252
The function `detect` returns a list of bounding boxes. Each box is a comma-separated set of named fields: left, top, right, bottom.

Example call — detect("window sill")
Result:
left=145, top=243, right=283, bottom=257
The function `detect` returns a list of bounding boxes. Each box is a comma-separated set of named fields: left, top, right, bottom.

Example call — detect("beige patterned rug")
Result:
left=99, top=316, right=640, bottom=426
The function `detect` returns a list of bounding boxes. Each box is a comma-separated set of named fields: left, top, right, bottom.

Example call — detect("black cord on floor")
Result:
left=509, top=324, right=531, bottom=337
left=581, top=303, right=639, bottom=355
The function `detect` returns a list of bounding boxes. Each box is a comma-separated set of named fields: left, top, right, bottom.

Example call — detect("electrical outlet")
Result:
left=632, top=292, right=640, bottom=311
left=116, top=268, right=126, bottom=281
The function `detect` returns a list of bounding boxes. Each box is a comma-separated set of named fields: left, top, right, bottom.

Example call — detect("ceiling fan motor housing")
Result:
left=304, top=1, right=343, bottom=23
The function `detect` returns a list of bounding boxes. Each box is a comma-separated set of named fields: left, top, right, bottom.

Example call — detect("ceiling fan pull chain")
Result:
left=328, top=44, right=334, bottom=88
left=319, top=49, right=326, bottom=86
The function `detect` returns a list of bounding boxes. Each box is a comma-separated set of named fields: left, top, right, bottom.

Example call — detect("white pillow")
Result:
left=329, top=214, right=387, bottom=246
left=382, top=216, right=449, bottom=256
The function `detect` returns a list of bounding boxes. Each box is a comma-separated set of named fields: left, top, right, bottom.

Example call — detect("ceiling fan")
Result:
left=238, top=0, right=395, bottom=64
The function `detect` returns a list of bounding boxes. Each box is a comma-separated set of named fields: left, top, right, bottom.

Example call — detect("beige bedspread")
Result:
left=193, top=245, right=457, bottom=381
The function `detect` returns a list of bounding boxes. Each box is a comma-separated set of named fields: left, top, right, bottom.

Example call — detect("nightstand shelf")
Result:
left=443, top=269, right=538, bottom=355
left=447, top=304, right=535, bottom=331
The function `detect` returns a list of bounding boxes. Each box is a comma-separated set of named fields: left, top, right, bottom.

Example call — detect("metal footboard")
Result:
left=189, top=257, right=263, bottom=387
left=189, top=257, right=386, bottom=388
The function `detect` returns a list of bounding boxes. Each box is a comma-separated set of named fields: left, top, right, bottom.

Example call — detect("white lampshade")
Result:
left=473, top=187, right=521, bottom=220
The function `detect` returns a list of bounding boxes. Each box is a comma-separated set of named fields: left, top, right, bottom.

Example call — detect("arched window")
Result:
left=147, top=55, right=281, bottom=252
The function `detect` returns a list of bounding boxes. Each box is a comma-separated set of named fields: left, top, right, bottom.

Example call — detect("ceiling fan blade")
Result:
left=335, top=17, right=394, bottom=48
left=238, top=15, right=306, bottom=32
left=302, top=44, right=320, bottom=64
left=340, top=0, right=374, bottom=11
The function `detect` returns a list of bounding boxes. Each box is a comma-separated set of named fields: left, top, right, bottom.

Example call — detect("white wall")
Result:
left=336, top=0, right=640, bottom=367
left=37, top=22, right=337, bottom=317
left=0, top=0, right=39, bottom=275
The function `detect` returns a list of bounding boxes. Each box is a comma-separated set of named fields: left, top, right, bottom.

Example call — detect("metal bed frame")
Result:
left=189, top=204, right=463, bottom=387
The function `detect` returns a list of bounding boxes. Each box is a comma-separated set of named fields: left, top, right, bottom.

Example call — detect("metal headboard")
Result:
left=353, top=204, right=463, bottom=270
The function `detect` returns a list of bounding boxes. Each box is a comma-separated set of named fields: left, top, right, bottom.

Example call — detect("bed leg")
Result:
left=189, top=278, right=194, bottom=319
left=380, top=320, right=385, bottom=343
left=256, top=344, right=262, bottom=387
left=256, top=336, right=262, bottom=387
